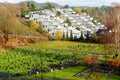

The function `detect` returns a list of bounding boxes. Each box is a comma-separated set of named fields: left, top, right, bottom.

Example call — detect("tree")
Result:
left=0, top=5, right=12, bottom=44
left=37, top=22, right=48, bottom=36
left=31, top=3, right=36, bottom=11
left=83, top=55, right=93, bottom=65
left=80, top=32, right=84, bottom=41
left=0, top=4, right=23, bottom=44
left=65, top=18, right=71, bottom=26
left=44, top=2, right=53, bottom=11
left=56, top=11, right=61, bottom=18
left=10, top=18, right=29, bottom=35
left=64, top=5, right=69, bottom=8
left=62, top=31, right=65, bottom=40
left=83, top=54, right=99, bottom=65
left=27, top=2, right=31, bottom=8
left=28, top=2, right=37, bottom=11
left=0, top=35, right=4, bottom=45
left=91, top=32, right=101, bottom=43
left=20, top=2, right=28, bottom=10
left=86, top=31, right=90, bottom=41
left=104, top=5, right=120, bottom=57
left=66, top=30, right=69, bottom=40
left=21, top=8, right=27, bottom=16
left=55, top=30, right=63, bottom=40
left=70, top=30, right=73, bottom=40
left=29, top=21, right=39, bottom=34
left=111, top=59, right=120, bottom=67
left=19, top=2, right=28, bottom=16
left=82, top=6, right=108, bottom=23
left=20, top=2, right=37, bottom=16
left=76, top=27, right=80, bottom=30
left=74, top=7, right=81, bottom=14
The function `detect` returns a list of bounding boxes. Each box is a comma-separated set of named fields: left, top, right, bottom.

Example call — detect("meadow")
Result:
left=0, top=41, right=119, bottom=80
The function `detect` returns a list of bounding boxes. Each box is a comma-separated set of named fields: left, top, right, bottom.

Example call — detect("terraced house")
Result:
left=25, top=8, right=105, bottom=39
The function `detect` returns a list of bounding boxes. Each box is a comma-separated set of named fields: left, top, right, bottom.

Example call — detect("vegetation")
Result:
left=79, top=32, right=84, bottom=41
left=82, top=6, right=108, bottom=23
left=0, top=41, right=119, bottom=79
left=62, top=31, right=65, bottom=40
left=76, top=27, right=80, bottom=30
left=0, top=1, right=120, bottom=80
left=44, top=2, right=53, bottom=11
left=0, top=3, right=47, bottom=46
left=70, top=30, right=73, bottom=40
left=0, top=4, right=29, bottom=45
left=104, top=6, right=120, bottom=57
left=90, top=32, right=101, bottom=43
left=55, top=30, right=63, bottom=40
left=85, top=31, right=90, bottom=41
left=65, top=30, right=69, bottom=40
left=64, top=17, right=72, bottom=26
left=74, top=7, right=82, bottom=14
left=64, top=5, right=69, bottom=8
left=20, top=2, right=38, bottom=16
left=56, top=11, right=61, bottom=18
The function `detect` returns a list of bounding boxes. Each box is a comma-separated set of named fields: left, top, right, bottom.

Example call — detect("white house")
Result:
left=25, top=8, right=106, bottom=39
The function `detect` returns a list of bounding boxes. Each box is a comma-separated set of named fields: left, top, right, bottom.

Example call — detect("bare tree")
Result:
left=0, top=4, right=11, bottom=44
left=104, top=5, right=120, bottom=58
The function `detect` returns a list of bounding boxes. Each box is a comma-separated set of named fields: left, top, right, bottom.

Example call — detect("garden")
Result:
left=0, top=41, right=120, bottom=80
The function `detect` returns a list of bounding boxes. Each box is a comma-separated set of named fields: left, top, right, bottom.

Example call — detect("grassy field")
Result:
left=18, top=65, right=87, bottom=80
left=0, top=41, right=119, bottom=80
left=27, top=41, right=104, bottom=54
left=28, top=41, right=115, bottom=54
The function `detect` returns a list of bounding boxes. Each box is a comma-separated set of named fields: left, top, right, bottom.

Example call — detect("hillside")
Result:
left=18, top=1, right=61, bottom=8
left=0, top=2, right=48, bottom=48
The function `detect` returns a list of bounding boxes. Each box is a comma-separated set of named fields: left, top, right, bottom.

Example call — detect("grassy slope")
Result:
left=27, top=41, right=104, bottom=54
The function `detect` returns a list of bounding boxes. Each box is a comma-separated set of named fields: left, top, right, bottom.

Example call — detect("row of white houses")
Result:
left=25, top=8, right=105, bottom=39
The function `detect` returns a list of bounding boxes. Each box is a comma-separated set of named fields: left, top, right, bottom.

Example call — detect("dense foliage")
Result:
left=0, top=3, right=47, bottom=45
left=82, top=6, right=108, bottom=23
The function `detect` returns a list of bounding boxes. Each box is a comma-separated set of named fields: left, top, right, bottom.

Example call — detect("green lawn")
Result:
left=18, top=65, right=87, bottom=80
left=42, top=66, right=86, bottom=80
left=27, top=41, right=115, bottom=54
left=27, top=41, right=105, bottom=54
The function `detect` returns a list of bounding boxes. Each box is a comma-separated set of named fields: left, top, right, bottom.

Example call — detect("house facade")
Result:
left=25, top=8, right=105, bottom=39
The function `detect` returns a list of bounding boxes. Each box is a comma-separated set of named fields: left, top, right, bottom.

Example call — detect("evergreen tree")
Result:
left=80, top=32, right=84, bottom=41
left=28, top=2, right=31, bottom=11
left=27, top=2, right=30, bottom=7
left=21, top=8, right=26, bottom=16
left=70, top=30, right=73, bottom=40
left=86, top=31, right=90, bottom=42
left=28, top=2, right=36, bottom=11
left=31, top=3, right=36, bottom=11
left=56, top=11, right=61, bottom=18
left=66, top=30, right=69, bottom=40
left=62, top=31, right=65, bottom=40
